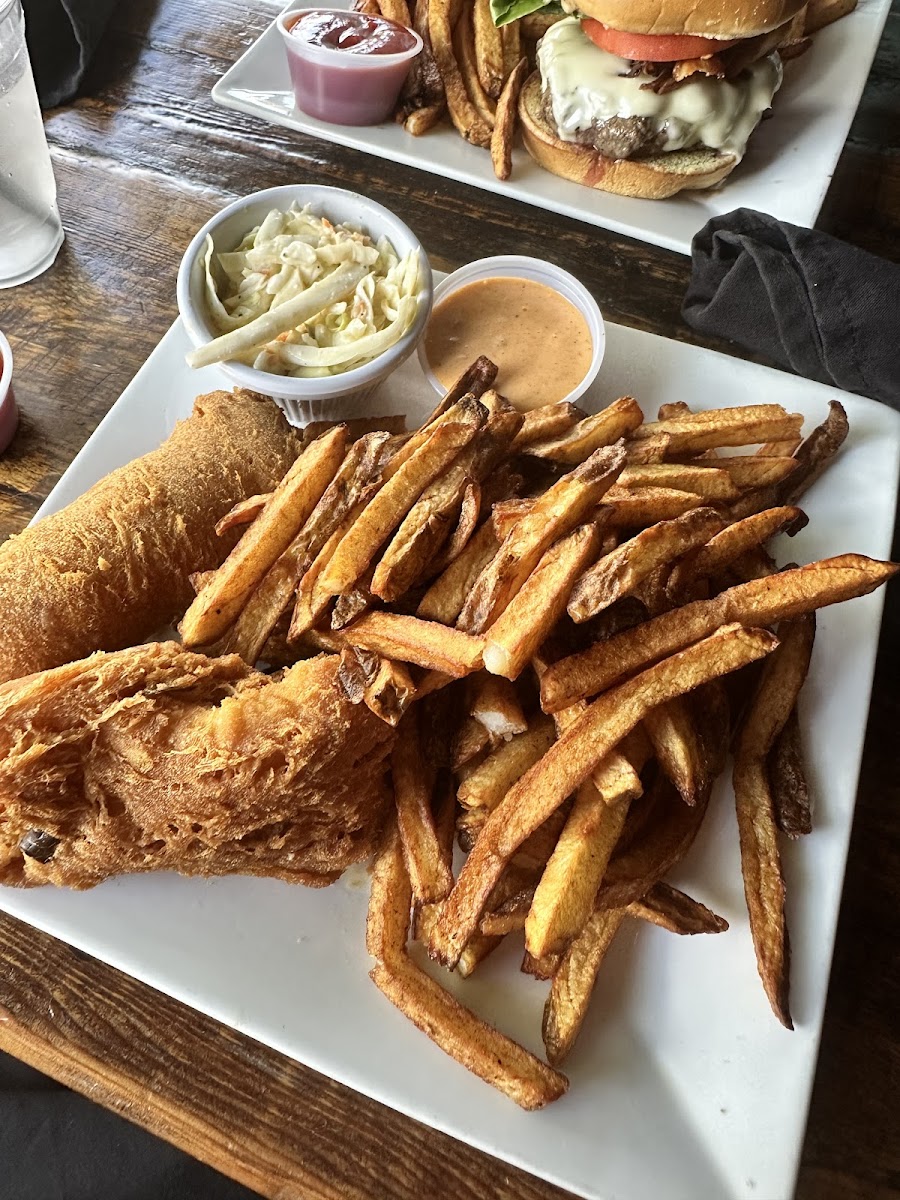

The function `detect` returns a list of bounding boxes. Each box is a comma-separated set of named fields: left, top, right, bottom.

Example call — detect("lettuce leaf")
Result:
left=489, top=0, right=552, bottom=27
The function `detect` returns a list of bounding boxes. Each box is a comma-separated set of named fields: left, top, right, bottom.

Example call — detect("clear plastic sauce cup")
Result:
left=278, top=8, right=423, bottom=126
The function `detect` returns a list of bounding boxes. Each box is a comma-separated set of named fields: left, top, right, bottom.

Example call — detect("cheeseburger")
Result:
left=493, top=0, right=807, bottom=197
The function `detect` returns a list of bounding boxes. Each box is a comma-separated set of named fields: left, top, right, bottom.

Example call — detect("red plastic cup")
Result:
left=278, top=8, right=422, bottom=126
left=0, top=331, right=18, bottom=454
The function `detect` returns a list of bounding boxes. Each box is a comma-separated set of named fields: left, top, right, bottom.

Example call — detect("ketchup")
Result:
left=279, top=7, right=422, bottom=126
left=288, top=10, right=417, bottom=55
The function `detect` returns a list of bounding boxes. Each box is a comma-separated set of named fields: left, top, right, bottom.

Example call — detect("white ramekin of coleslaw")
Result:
left=176, top=185, right=433, bottom=424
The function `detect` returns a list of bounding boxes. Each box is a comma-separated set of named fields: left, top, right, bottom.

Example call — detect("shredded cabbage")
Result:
left=201, top=203, right=422, bottom=377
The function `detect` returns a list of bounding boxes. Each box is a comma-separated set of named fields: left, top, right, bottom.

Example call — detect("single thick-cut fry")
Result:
left=483, top=523, right=604, bottom=679
left=629, top=405, right=803, bottom=454
left=542, top=907, right=627, bottom=1065
left=769, top=707, right=812, bottom=837
left=392, top=712, right=454, bottom=904
left=344, top=612, right=484, bottom=677
left=458, top=443, right=625, bottom=634
left=378, top=0, right=411, bottom=22
left=429, top=0, right=493, bottom=147
left=215, top=492, right=269, bottom=537
left=457, top=717, right=556, bottom=809
left=320, top=398, right=487, bottom=597
left=511, top=402, right=585, bottom=450
left=524, top=398, right=643, bottom=463
left=366, top=819, right=412, bottom=967
left=470, top=674, right=528, bottom=740
left=180, top=426, right=347, bottom=647
left=715, top=455, right=798, bottom=489
left=643, top=697, right=705, bottom=806
left=568, top=506, right=724, bottom=623
left=474, top=0, right=504, bottom=97
left=618, top=463, right=739, bottom=501
left=417, top=519, right=499, bottom=624
left=780, top=400, right=849, bottom=506
left=541, top=555, right=897, bottom=712
left=490, top=56, right=527, bottom=181
left=627, top=883, right=728, bottom=934
left=454, top=4, right=497, bottom=128
left=666, top=506, right=806, bottom=604
left=370, top=960, right=569, bottom=1108
left=451, top=715, right=492, bottom=770
left=526, top=777, right=633, bottom=959
left=431, top=625, right=777, bottom=967
left=604, top=485, right=704, bottom=528
left=624, top=432, right=671, bottom=464
left=733, top=613, right=816, bottom=1027
left=388, top=358, right=497, bottom=476
left=364, top=656, right=416, bottom=726
left=500, top=16, right=521, bottom=78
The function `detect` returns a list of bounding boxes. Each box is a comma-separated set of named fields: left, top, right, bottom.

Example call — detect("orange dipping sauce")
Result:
left=423, top=277, right=593, bottom=410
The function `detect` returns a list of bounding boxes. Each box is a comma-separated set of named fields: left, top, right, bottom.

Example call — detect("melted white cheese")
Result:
left=538, top=18, right=783, bottom=160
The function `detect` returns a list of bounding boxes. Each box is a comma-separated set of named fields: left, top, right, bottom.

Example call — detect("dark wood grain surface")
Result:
left=0, top=2, right=898, bottom=1197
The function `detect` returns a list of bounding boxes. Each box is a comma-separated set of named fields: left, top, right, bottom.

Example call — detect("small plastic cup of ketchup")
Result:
left=278, top=8, right=423, bottom=126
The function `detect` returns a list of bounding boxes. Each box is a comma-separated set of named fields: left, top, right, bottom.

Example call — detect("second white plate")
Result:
left=1, top=316, right=898, bottom=1200
left=212, top=0, right=890, bottom=255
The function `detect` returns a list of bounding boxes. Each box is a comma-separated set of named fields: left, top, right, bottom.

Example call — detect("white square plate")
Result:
left=211, top=0, right=890, bottom=255
left=1, top=316, right=898, bottom=1200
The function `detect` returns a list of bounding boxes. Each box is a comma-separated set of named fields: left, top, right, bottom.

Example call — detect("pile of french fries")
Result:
left=179, top=362, right=896, bottom=1109
left=357, top=0, right=543, bottom=179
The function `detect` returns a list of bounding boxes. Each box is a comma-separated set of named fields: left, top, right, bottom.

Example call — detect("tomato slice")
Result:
left=580, top=19, right=738, bottom=61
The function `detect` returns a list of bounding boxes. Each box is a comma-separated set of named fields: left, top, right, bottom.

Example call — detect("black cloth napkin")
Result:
left=0, top=1051, right=257, bottom=1200
left=683, top=208, right=900, bottom=409
left=23, top=0, right=119, bottom=108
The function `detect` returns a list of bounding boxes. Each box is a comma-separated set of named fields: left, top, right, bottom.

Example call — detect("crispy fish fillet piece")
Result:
left=0, top=643, right=394, bottom=889
left=0, top=390, right=301, bottom=684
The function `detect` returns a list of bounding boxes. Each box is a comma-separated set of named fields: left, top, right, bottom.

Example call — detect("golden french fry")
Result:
left=525, top=778, right=632, bottom=959
left=733, top=613, right=816, bottom=1028
left=321, top=398, right=487, bottom=598
left=379, top=0, right=411, bottom=22
left=500, top=16, right=521, bottom=79
left=473, top=0, right=505, bottom=97
left=481, top=886, right=534, bottom=935
left=370, top=960, right=568, bottom=1108
left=470, top=672, right=528, bottom=740
left=618, top=463, right=739, bottom=501
left=524, top=398, right=644, bottom=463
left=568, top=506, right=725, bottom=623
left=432, top=478, right=481, bottom=572
left=483, top=522, right=604, bottom=679
left=623, top=432, right=671, bottom=464
left=453, top=4, right=496, bottom=128
left=643, top=696, right=705, bottom=806
left=215, top=492, right=270, bottom=537
left=417, top=518, right=499, bottom=624
left=768, top=707, right=812, bottom=837
left=458, top=443, right=625, bottom=634
left=180, top=426, right=346, bottom=647
left=716, top=455, right=799, bottom=488
left=510, top=401, right=585, bottom=450
left=490, top=56, right=527, bottom=181
left=393, top=712, right=454, bottom=904
left=781, top=400, right=849, bottom=506
left=451, top=716, right=492, bottom=770
left=666, top=506, right=807, bottom=603
left=626, top=882, right=728, bottom=935
left=630, top=405, right=803, bottom=454
left=603, top=486, right=704, bottom=528
left=431, top=624, right=778, bottom=967
left=366, top=818, right=412, bottom=967
left=541, top=555, right=897, bottom=712
left=657, top=401, right=691, bottom=420
left=457, top=717, right=556, bottom=809
left=364, top=656, right=417, bottom=726
left=542, top=907, right=627, bottom=1065
left=429, top=0, right=493, bottom=147
left=344, top=611, right=484, bottom=677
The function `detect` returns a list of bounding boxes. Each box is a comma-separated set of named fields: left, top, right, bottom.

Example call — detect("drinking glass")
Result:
left=0, top=0, right=64, bottom=288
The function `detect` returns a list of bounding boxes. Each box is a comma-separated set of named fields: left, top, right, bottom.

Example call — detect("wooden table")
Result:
left=1, top=2, right=898, bottom=1197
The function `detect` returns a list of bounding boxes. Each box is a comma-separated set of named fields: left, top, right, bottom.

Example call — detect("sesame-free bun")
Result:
left=518, top=73, right=740, bottom=199
left=575, top=0, right=806, bottom=37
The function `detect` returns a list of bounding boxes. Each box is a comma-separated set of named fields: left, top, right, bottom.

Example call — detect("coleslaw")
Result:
left=196, top=203, right=423, bottom=377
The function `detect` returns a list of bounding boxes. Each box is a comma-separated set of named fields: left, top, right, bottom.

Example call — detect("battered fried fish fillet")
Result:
left=0, top=389, right=301, bottom=684
left=0, top=643, right=394, bottom=889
